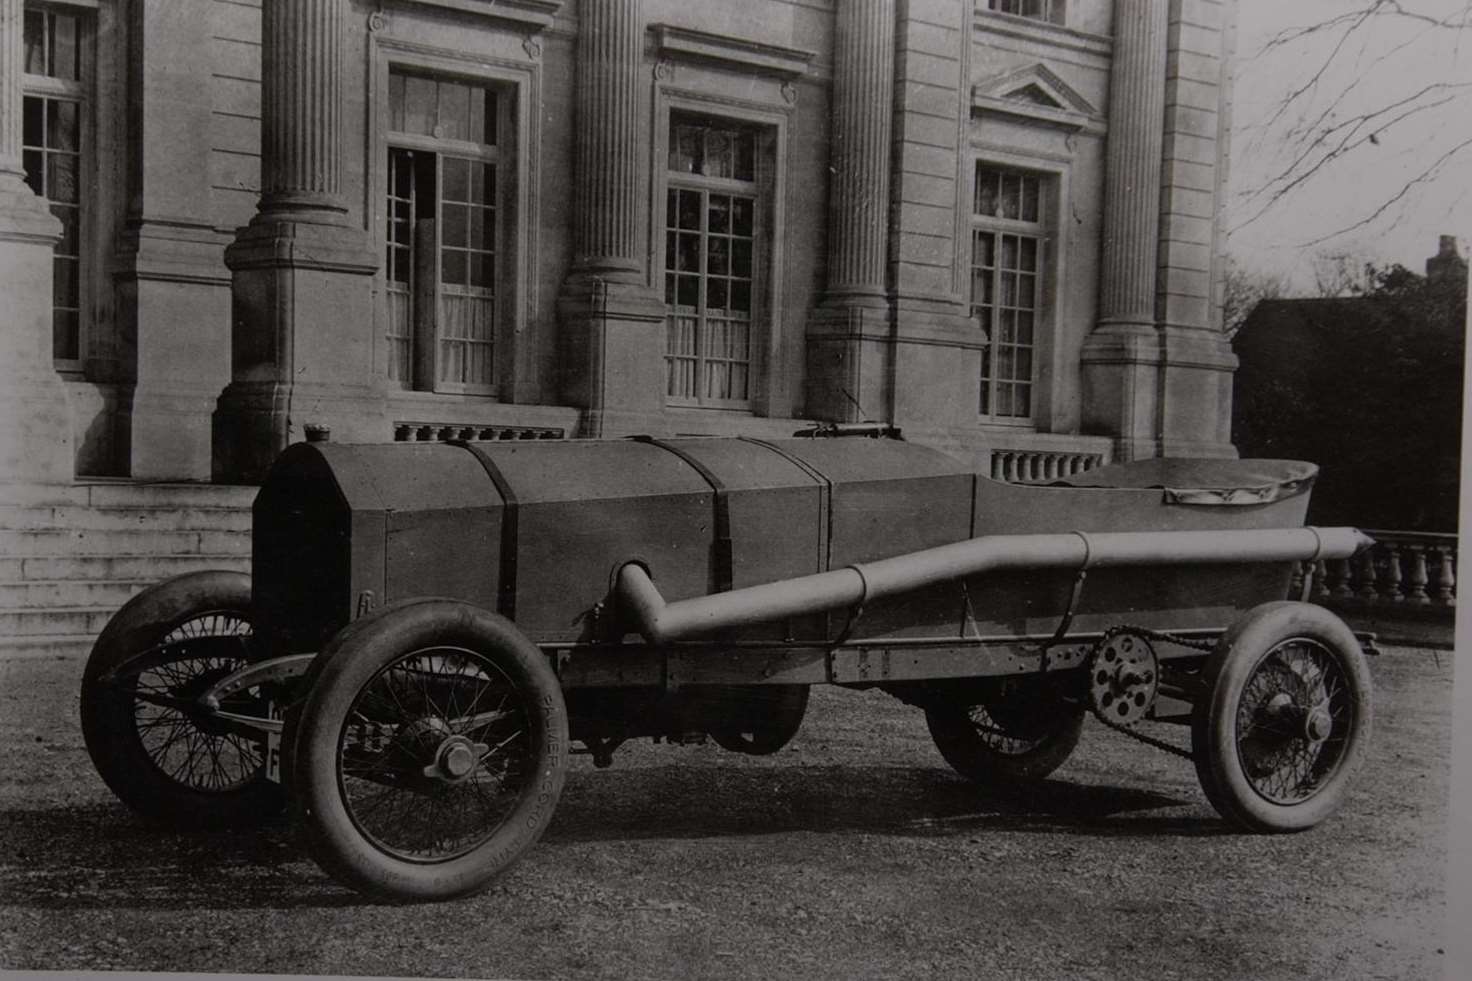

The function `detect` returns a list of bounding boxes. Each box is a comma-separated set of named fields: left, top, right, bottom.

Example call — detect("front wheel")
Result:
left=925, top=680, right=1085, bottom=783
left=1192, top=601, right=1372, bottom=833
left=290, top=601, right=568, bottom=902
left=80, top=570, right=286, bottom=828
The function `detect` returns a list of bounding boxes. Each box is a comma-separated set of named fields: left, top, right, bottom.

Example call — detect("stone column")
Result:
left=558, top=0, right=665, bottom=437
left=1080, top=0, right=1169, bottom=460
left=805, top=0, right=896, bottom=423
left=0, top=0, right=73, bottom=484
left=119, top=0, right=234, bottom=480
left=215, top=0, right=380, bottom=482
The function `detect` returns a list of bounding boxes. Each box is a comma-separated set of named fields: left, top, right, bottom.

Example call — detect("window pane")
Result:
left=437, top=80, right=470, bottom=142
left=677, top=233, right=699, bottom=272
left=672, top=125, right=700, bottom=173
left=705, top=129, right=731, bottom=178
left=470, top=253, right=494, bottom=289
left=733, top=197, right=754, bottom=237
left=441, top=248, right=467, bottom=286
left=707, top=237, right=728, bottom=276
left=51, top=13, right=79, bottom=81
left=708, top=278, right=728, bottom=311
left=442, top=156, right=468, bottom=202
left=47, top=153, right=78, bottom=204
left=734, top=131, right=755, bottom=181
left=1021, top=176, right=1040, bottom=222
left=677, top=189, right=701, bottom=230
left=23, top=97, right=42, bottom=148
left=676, top=274, right=698, bottom=307
left=389, top=72, right=405, bottom=132
left=23, top=149, right=42, bottom=195
left=24, top=10, right=45, bottom=74
left=709, top=195, right=730, bottom=235
left=975, top=169, right=998, bottom=216
left=732, top=239, right=752, bottom=278
left=403, top=75, right=436, bottom=136
left=441, top=204, right=467, bottom=247
left=48, top=100, right=78, bottom=151
left=53, top=309, right=78, bottom=360
left=732, top=280, right=751, bottom=313
left=53, top=256, right=78, bottom=306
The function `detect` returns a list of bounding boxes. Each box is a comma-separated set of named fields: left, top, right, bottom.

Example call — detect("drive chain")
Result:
left=1085, top=625, right=1216, bottom=761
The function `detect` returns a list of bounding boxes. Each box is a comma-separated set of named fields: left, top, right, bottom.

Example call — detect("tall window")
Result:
left=988, top=0, right=1065, bottom=25
left=971, top=164, right=1045, bottom=421
left=22, top=5, right=85, bottom=366
left=663, top=114, right=762, bottom=407
left=385, top=70, right=505, bottom=395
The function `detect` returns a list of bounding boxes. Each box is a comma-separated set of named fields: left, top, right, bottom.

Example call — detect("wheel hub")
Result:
left=1088, top=632, right=1158, bottom=727
left=420, top=733, right=490, bottom=784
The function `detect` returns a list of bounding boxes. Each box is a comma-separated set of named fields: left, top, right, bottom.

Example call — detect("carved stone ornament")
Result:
left=653, top=58, right=674, bottom=82
left=781, top=80, right=798, bottom=105
left=523, top=35, right=543, bottom=59
left=367, top=9, right=388, bottom=33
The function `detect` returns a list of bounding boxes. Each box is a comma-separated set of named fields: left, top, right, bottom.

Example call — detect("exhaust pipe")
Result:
left=616, top=526, right=1373, bottom=644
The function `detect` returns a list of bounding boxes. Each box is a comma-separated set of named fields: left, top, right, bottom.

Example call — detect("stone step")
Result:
left=0, top=606, right=118, bottom=637
left=0, top=633, right=95, bottom=660
left=0, top=528, right=251, bottom=558
left=0, top=505, right=253, bottom=532
left=0, top=579, right=160, bottom=609
left=0, top=481, right=257, bottom=509
left=0, top=553, right=248, bottom=583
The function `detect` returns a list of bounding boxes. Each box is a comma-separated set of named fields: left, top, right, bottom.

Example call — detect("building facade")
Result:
left=0, top=0, right=1240, bottom=486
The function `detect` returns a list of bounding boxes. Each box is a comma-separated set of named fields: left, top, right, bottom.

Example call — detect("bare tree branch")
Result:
left=1296, top=134, right=1472, bottom=247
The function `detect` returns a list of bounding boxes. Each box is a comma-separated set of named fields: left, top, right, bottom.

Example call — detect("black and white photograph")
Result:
left=0, top=0, right=1465, bottom=978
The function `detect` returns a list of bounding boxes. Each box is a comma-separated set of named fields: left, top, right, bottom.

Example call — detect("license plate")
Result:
left=265, top=701, right=282, bottom=783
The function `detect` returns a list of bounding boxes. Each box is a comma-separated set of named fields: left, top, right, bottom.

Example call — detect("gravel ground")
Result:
left=0, top=645, right=1453, bottom=980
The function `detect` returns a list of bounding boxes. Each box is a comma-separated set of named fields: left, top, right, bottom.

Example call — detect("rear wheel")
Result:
left=708, top=685, right=809, bottom=755
left=290, top=601, right=568, bottom=901
left=925, top=679, right=1084, bottom=783
left=1193, top=601, right=1371, bottom=832
left=80, top=570, right=286, bottom=828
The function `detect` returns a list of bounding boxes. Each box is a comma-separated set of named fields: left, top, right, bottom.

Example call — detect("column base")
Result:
left=557, top=274, right=667, bottom=438
left=1159, top=326, right=1238, bottom=457
left=213, top=379, right=390, bottom=483
left=1079, top=321, right=1163, bottom=460
left=804, top=295, right=894, bottom=423
left=0, top=183, right=73, bottom=483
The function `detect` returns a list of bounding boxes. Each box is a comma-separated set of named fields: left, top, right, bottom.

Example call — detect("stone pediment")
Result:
left=972, top=63, right=1101, bottom=131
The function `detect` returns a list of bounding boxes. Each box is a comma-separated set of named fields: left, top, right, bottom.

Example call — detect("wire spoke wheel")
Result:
left=291, top=600, right=568, bottom=902
left=1234, top=639, right=1353, bottom=805
left=130, top=613, right=264, bottom=794
left=80, top=571, right=287, bottom=828
left=1193, top=601, right=1371, bottom=833
left=339, top=646, right=533, bottom=862
left=925, top=681, right=1084, bottom=783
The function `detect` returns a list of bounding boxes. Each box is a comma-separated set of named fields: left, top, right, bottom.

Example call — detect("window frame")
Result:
left=368, top=35, right=539, bottom=403
left=21, top=1, right=94, bottom=375
left=968, top=157, right=1063, bottom=428
left=382, top=70, right=511, bottom=397
left=661, top=113, right=767, bottom=410
left=652, top=93, right=787, bottom=415
left=987, top=0, right=1067, bottom=26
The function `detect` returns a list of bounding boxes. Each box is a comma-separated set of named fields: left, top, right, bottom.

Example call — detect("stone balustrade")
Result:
left=1293, top=530, right=1457, bottom=614
left=989, top=449, right=1106, bottom=484
left=393, top=423, right=566, bottom=443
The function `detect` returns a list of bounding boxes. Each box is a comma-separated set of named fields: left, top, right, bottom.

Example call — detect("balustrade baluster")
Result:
left=1382, top=543, right=1404, bottom=603
left=1355, top=549, right=1378, bottom=604
left=1312, top=559, right=1331, bottom=602
left=1330, top=558, right=1354, bottom=600
left=1435, top=545, right=1456, bottom=607
left=1406, top=545, right=1431, bottom=604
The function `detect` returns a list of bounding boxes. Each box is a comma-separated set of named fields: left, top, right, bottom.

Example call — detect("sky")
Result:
left=1226, top=0, right=1472, bottom=291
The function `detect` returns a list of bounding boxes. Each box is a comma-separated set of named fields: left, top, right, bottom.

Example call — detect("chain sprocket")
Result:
left=1084, top=625, right=1215, bottom=761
